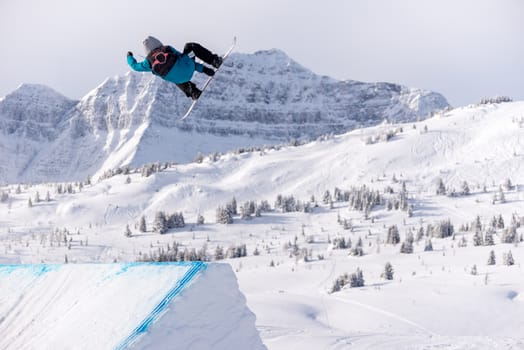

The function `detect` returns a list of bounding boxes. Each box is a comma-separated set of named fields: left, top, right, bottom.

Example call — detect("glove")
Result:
left=127, top=51, right=133, bottom=57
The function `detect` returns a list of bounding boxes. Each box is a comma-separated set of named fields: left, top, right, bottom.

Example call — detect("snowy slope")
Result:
left=0, top=262, right=265, bottom=350
left=0, top=49, right=449, bottom=184
left=1, top=101, right=524, bottom=349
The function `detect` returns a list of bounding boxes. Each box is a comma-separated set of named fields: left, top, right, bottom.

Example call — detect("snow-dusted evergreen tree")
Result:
left=15, top=185, right=21, bottom=194
left=240, top=201, right=254, bottom=220
left=497, top=214, right=505, bottom=229
left=349, top=268, right=365, bottom=288
left=332, top=237, right=348, bottom=249
left=470, top=264, right=478, bottom=275
left=472, top=230, right=483, bottom=246
left=461, top=181, right=470, bottom=195
left=432, top=219, right=454, bottom=238
left=501, top=226, right=517, bottom=244
left=503, top=251, right=515, bottom=266
left=330, top=273, right=348, bottom=293
left=504, top=178, right=513, bottom=191
left=167, top=212, right=185, bottom=229
left=34, top=191, right=40, bottom=203
left=227, top=197, right=238, bottom=216
left=124, top=224, right=132, bottom=237
left=424, top=239, right=433, bottom=251
left=350, top=237, right=364, bottom=256
left=323, top=190, right=332, bottom=204
left=487, top=250, right=496, bottom=265
left=28, top=198, right=33, bottom=208
left=214, top=245, right=225, bottom=260
left=436, top=177, right=446, bottom=195
left=416, top=227, right=424, bottom=242
left=381, top=262, right=394, bottom=280
left=473, top=215, right=482, bottom=232
left=197, top=214, right=205, bottom=225
left=216, top=206, right=233, bottom=224
left=0, top=191, right=8, bottom=203
left=457, top=235, right=467, bottom=248
left=154, top=211, right=168, bottom=234
left=45, top=191, right=51, bottom=202
left=400, top=232, right=414, bottom=254
left=139, top=215, right=147, bottom=232
left=386, top=225, right=401, bottom=245
left=483, top=228, right=495, bottom=246
left=498, top=187, right=506, bottom=204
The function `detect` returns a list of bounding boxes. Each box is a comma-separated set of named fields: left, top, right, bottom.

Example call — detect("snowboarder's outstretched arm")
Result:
left=127, top=52, right=152, bottom=72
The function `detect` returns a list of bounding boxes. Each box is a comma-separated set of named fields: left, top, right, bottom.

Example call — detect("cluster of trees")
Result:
left=138, top=242, right=208, bottom=262
left=98, top=162, right=175, bottom=181
left=478, top=96, right=512, bottom=105
left=364, top=127, right=403, bottom=145
left=137, top=242, right=251, bottom=263
left=331, top=235, right=364, bottom=257
left=274, top=194, right=312, bottom=213
left=487, top=250, right=516, bottom=266
left=216, top=197, right=270, bottom=224
left=153, top=211, right=185, bottom=234
left=214, top=244, right=248, bottom=260
left=435, top=177, right=514, bottom=201
left=330, top=268, right=365, bottom=293
left=460, top=214, right=523, bottom=246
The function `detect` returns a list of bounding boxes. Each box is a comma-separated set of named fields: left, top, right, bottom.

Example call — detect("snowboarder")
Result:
left=127, top=36, right=223, bottom=100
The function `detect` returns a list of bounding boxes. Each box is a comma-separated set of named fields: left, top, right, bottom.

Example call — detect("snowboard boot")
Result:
left=202, top=66, right=215, bottom=77
left=177, top=81, right=202, bottom=100
left=211, top=55, right=223, bottom=69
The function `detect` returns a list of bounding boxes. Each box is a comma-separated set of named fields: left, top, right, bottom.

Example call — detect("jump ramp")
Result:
left=0, top=262, right=266, bottom=350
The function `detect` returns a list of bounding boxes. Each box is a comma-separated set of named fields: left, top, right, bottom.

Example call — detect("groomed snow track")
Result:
left=0, top=262, right=266, bottom=350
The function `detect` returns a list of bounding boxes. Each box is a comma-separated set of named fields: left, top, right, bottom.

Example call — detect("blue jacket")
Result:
left=127, top=46, right=204, bottom=84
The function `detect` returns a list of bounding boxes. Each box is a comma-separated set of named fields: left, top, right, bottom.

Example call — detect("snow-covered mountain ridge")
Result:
left=0, top=49, right=449, bottom=184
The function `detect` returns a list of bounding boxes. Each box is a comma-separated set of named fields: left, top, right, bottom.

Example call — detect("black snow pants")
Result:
left=175, top=43, right=218, bottom=99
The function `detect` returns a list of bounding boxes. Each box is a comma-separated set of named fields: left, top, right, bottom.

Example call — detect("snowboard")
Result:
left=180, top=37, right=237, bottom=120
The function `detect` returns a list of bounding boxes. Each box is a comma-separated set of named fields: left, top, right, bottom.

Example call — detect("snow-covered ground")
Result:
left=1, top=101, right=524, bottom=349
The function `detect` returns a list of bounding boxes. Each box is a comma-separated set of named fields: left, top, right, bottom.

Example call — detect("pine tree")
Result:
left=349, top=268, right=365, bottom=288
left=124, top=224, right=132, bottom=237
left=45, top=191, right=51, bottom=202
left=487, top=250, right=496, bottom=265
left=381, top=262, right=394, bottom=280
left=461, top=181, right=470, bottom=195
left=215, top=245, right=225, bottom=260
left=470, top=264, right=478, bottom=275
left=197, top=214, right=205, bottom=225
left=154, top=211, right=168, bottom=234
left=216, top=206, right=233, bottom=224
left=483, top=229, right=495, bottom=246
left=400, top=233, right=414, bottom=254
left=503, top=250, right=515, bottom=266
left=424, top=239, right=433, bottom=251
left=436, top=178, right=446, bottom=195
left=28, top=198, right=33, bottom=208
left=139, top=215, right=147, bottom=232
left=386, top=225, right=401, bottom=245
left=472, top=230, right=483, bottom=246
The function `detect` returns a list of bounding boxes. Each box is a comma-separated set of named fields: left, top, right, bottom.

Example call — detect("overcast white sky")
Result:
left=1, top=0, right=523, bottom=106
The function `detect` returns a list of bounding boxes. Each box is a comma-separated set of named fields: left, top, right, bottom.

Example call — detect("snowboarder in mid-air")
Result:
left=127, top=36, right=223, bottom=100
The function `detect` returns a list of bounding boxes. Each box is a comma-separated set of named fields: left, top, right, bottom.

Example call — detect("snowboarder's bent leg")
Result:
left=176, top=81, right=201, bottom=100
left=183, top=43, right=222, bottom=68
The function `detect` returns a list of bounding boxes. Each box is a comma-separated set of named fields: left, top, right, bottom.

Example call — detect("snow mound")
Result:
left=0, top=262, right=265, bottom=350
